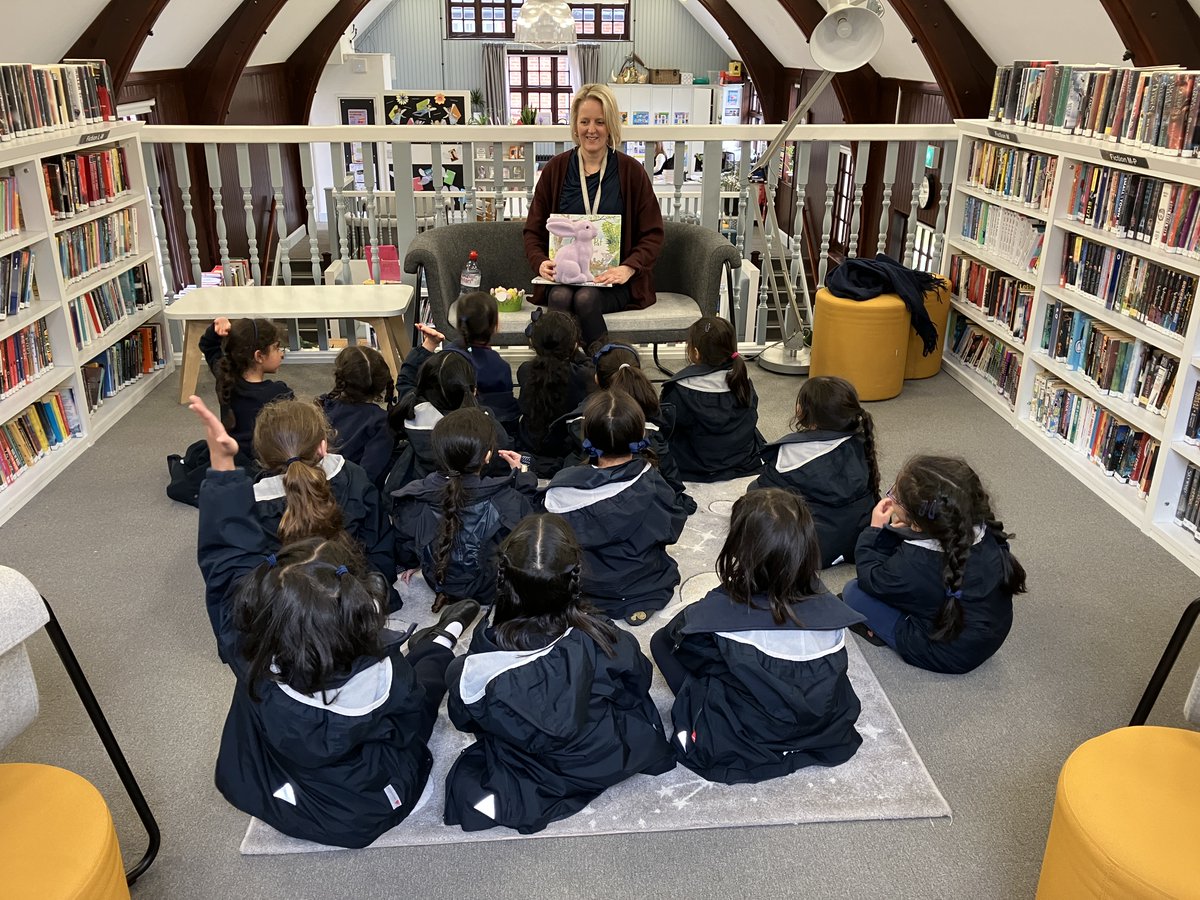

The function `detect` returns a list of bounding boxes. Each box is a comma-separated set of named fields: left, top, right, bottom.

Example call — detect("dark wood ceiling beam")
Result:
left=1099, top=0, right=1200, bottom=68
left=63, top=0, right=173, bottom=92
left=185, top=0, right=292, bottom=124
left=887, top=0, right=995, bottom=118
left=286, top=0, right=372, bottom=124
left=691, top=0, right=792, bottom=121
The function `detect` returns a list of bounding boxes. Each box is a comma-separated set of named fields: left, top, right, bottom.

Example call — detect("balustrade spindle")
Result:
left=202, top=144, right=231, bottom=279
left=171, top=143, right=203, bottom=287
left=267, top=144, right=292, bottom=285
left=877, top=141, right=899, bottom=256
left=847, top=141, right=870, bottom=259
left=234, top=144, right=261, bottom=285
left=142, top=143, right=176, bottom=302
left=903, top=144, right=925, bottom=268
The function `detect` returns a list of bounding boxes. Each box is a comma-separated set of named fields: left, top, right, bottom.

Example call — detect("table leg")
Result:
left=178, top=320, right=207, bottom=404
left=365, top=318, right=402, bottom=382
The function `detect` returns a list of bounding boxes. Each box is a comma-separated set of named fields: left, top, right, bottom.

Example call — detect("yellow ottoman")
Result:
left=810, top=288, right=909, bottom=401
left=1036, top=726, right=1200, bottom=899
left=0, top=763, right=130, bottom=900
left=905, top=279, right=951, bottom=380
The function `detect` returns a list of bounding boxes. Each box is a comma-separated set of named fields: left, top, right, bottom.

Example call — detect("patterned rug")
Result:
left=240, top=477, right=950, bottom=854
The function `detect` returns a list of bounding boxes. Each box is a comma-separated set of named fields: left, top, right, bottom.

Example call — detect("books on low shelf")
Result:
left=948, top=313, right=1022, bottom=407
left=55, top=207, right=138, bottom=283
left=0, top=172, right=20, bottom=238
left=948, top=252, right=1034, bottom=341
left=0, top=387, right=82, bottom=487
left=67, top=262, right=151, bottom=349
left=960, top=196, right=1045, bottom=272
left=0, top=317, right=53, bottom=397
left=201, top=258, right=250, bottom=287
left=83, top=321, right=166, bottom=411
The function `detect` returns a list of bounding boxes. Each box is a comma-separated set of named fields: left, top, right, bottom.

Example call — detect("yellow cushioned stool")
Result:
left=809, top=288, right=909, bottom=401
left=0, top=763, right=131, bottom=900
left=905, top=279, right=951, bottom=380
left=1036, top=726, right=1200, bottom=899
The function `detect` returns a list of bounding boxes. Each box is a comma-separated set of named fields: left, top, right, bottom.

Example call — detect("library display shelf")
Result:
left=0, top=118, right=173, bottom=527
left=944, top=121, right=1200, bottom=576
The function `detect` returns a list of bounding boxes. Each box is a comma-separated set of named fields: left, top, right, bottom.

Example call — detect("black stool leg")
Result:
left=41, top=598, right=161, bottom=885
left=652, top=344, right=676, bottom=377
left=1129, top=597, right=1200, bottom=726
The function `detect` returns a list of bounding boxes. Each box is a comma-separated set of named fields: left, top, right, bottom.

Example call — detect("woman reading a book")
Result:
left=523, top=83, right=664, bottom=351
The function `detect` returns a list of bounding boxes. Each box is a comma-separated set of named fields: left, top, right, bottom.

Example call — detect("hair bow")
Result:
left=524, top=305, right=545, bottom=339
left=581, top=438, right=604, bottom=458
left=591, top=341, right=639, bottom=367
left=628, top=437, right=650, bottom=454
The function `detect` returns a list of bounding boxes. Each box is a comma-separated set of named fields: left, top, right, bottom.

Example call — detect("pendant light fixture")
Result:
left=514, top=0, right=577, bottom=48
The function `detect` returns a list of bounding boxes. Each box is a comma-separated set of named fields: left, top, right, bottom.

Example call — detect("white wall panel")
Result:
left=0, top=0, right=109, bottom=64
left=249, top=0, right=340, bottom=67
left=134, top=0, right=243, bottom=71
left=943, top=0, right=1127, bottom=67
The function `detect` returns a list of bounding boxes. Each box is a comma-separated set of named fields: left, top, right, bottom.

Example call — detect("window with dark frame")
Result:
left=507, top=52, right=573, bottom=125
left=830, top=146, right=855, bottom=251
left=447, top=1, right=629, bottom=40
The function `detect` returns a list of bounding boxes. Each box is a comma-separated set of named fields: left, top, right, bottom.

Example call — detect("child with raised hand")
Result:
left=650, top=489, right=864, bottom=784
left=750, top=375, right=880, bottom=567
left=386, top=324, right=512, bottom=492
left=454, top=291, right=520, bottom=434
left=516, top=308, right=595, bottom=476
left=316, top=345, right=396, bottom=489
left=251, top=399, right=398, bottom=611
left=167, top=316, right=292, bottom=506
left=391, top=407, right=537, bottom=610
left=189, top=394, right=480, bottom=849
left=542, top=389, right=686, bottom=626
left=660, top=315, right=764, bottom=482
left=443, top=513, right=675, bottom=834
left=842, top=455, right=1027, bottom=674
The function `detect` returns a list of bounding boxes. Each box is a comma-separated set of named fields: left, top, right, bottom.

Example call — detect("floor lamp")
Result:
left=755, top=0, right=885, bottom=375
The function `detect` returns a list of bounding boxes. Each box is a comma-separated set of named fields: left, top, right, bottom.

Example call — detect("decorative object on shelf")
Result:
left=514, top=0, right=576, bottom=49
left=612, top=53, right=648, bottom=85
left=490, top=287, right=526, bottom=312
left=519, top=106, right=538, bottom=125
left=649, top=68, right=682, bottom=85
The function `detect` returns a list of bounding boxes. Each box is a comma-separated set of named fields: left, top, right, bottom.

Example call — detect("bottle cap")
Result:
left=469, top=250, right=478, bottom=260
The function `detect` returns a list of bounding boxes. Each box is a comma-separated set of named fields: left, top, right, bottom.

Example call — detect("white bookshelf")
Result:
left=943, top=118, right=1200, bottom=576
left=0, top=120, right=173, bottom=526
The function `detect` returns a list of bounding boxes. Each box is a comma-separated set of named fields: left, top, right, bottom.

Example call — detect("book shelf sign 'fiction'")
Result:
left=1098, top=149, right=1149, bottom=169
left=987, top=127, right=1020, bottom=144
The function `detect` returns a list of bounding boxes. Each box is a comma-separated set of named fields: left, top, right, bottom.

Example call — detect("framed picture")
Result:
left=339, top=97, right=377, bottom=188
left=475, top=144, right=494, bottom=160
left=510, top=164, right=525, bottom=181
left=384, top=91, right=470, bottom=125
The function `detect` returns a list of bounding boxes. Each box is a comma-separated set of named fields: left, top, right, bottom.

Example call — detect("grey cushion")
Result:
left=0, top=566, right=47, bottom=750
left=1186, top=668, right=1200, bottom=727
left=0, top=647, right=38, bottom=750
left=407, top=220, right=741, bottom=347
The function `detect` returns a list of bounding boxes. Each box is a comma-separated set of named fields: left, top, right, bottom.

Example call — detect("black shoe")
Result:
left=167, top=453, right=184, bottom=479
left=409, top=599, right=481, bottom=649
left=848, top=622, right=887, bottom=647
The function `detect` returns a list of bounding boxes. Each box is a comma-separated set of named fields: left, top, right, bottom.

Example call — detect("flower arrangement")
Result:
left=491, top=286, right=526, bottom=312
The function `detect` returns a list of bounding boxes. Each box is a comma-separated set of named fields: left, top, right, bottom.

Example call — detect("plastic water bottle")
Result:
left=459, top=249, right=481, bottom=296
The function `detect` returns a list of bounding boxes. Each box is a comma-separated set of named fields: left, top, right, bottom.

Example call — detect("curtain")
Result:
left=578, top=42, right=600, bottom=87
left=482, top=42, right=507, bottom=123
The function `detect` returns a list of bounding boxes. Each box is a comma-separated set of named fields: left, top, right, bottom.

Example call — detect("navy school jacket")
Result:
left=460, top=343, right=521, bottom=434
left=853, top=524, right=1016, bottom=674
left=390, top=469, right=538, bottom=603
left=750, top=430, right=876, bottom=567
left=316, top=394, right=394, bottom=489
left=658, top=362, right=764, bottom=482
left=542, top=459, right=687, bottom=618
left=558, top=402, right=697, bottom=516
left=254, top=454, right=398, bottom=608
left=197, top=468, right=436, bottom=848
left=199, top=323, right=293, bottom=457
left=383, top=400, right=513, bottom=496
left=443, top=623, right=675, bottom=833
left=515, top=355, right=596, bottom=475
left=660, top=586, right=864, bottom=784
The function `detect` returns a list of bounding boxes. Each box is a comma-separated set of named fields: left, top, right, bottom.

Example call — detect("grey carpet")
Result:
left=241, top=476, right=949, bottom=854
left=2, top=356, right=1198, bottom=899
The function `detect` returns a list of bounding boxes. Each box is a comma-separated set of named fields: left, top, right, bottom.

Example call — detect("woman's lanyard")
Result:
left=578, top=150, right=606, bottom=216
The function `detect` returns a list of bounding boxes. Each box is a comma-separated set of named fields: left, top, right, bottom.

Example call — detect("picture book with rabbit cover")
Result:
left=545, top=213, right=622, bottom=281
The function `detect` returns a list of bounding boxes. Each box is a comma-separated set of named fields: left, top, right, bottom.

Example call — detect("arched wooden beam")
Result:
left=185, top=0, right=292, bottom=124
left=691, top=0, right=792, bottom=121
left=776, top=0, right=883, bottom=123
left=63, top=0, right=173, bottom=93
left=1099, top=0, right=1200, bottom=68
left=887, top=0, right=995, bottom=118
left=286, top=0, right=373, bottom=124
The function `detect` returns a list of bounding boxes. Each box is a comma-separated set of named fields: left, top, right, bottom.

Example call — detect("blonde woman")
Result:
left=523, top=83, right=665, bottom=349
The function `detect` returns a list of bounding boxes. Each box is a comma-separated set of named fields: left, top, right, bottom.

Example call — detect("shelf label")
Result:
left=79, top=130, right=110, bottom=146
left=987, top=127, right=1019, bottom=144
left=1100, top=149, right=1149, bottom=169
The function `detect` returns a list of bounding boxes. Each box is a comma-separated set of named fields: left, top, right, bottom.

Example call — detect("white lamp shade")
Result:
left=810, top=3, right=885, bottom=73
left=515, top=0, right=577, bottom=46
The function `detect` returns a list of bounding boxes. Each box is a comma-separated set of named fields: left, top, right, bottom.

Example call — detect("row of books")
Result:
left=1172, top=463, right=1200, bottom=533
left=56, top=208, right=137, bottom=284
left=960, top=196, right=1045, bottom=273
left=1180, top=381, right=1200, bottom=445
left=1039, top=301, right=1178, bottom=414
left=0, top=387, right=83, bottom=486
left=201, top=259, right=251, bottom=287
left=948, top=314, right=1022, bottom=408
left=0, top=174, right=19, bottom=238
left=82, top=323, right=165, bottom=411
left=1060, top=233, right=1197, bottom=335
left=947, top=252, right=1033, bottom=341
left=0, top=318, right=53, bottom=398
left=1029, top=370, right=1159, bottom=495
left=989, top=62, right=1200, bottom=156
left=0, top=248, right=35, bottom=318
left=1065, top=163, right=1200, bottom=257
left=42, top=146, right=132, bottom=221
left=0, top=61, right=116, bottom=142
left=67, top=265, right=152, bottom=350
left=964, top=140, right=1057, bottom=212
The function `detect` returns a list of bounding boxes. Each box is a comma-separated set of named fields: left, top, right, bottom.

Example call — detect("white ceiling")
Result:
left=942, top=0, right=1128, bottom=67
left=3, top=0, right=108, bottom=64
left=248, top=0, right=341, bottom=67
left=134, top=0, right=243, bottom=72
left=676, top=0, right=738, bottom=60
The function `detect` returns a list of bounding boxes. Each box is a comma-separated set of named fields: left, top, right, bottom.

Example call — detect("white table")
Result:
left=165, top=284, right=413, bottom=404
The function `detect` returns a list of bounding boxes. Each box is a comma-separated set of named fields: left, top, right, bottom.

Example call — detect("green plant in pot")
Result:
left=519, top=106, right=537, bottom=125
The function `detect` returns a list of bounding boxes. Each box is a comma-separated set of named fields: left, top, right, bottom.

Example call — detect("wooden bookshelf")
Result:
left=945, top=121, right=1200, bottom=576
left=0, top=120, right=173, bottom=526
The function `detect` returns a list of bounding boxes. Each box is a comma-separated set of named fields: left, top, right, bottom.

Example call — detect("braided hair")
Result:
left=794, top=375, right=881, bottom=498
left=429, top=408, right=497, bottom=610
left=892, top=455, right=1027, bottom=642
left=215, top=318, right=283, bottom=429
left=253, top=400, right=343, bottom=544
left=492, top=513, right=621, bottom=657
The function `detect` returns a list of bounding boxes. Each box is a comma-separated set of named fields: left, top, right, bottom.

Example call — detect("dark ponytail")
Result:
left=456, top=291, right=498, bottom=347
left=523, top=310, right=579, bottom=444
left=594, top=343, right=660, bottom=418
left=393, top=350, right=479, bottom=424
left=794, top=376, right=881, bottom=498
left=430, top=408, right=496, bottom=610
left=581, top=389, right=658, bottom=468
left=330, top=344, right=394, bottom=405
left=216, top=318, right=283, bottom=428
left=687, top=316, right=752, bottom=408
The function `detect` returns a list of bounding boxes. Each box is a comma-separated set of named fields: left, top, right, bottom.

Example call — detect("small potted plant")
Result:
left=519, top=105, right=538, bottom=125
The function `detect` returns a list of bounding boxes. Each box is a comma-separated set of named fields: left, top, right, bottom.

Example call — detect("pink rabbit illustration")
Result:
left=547, top=215, right=599, bottom=284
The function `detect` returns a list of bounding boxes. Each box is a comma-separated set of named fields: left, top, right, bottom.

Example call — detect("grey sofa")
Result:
left=403, top=220, right=741, bottom=364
